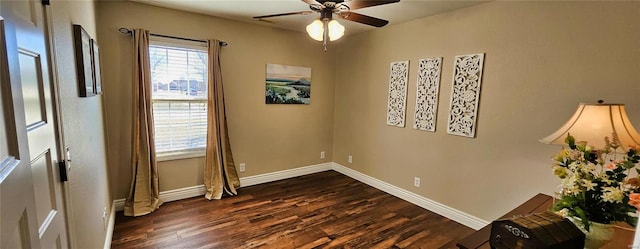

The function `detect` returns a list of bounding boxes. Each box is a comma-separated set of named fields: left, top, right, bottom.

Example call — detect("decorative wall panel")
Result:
left=386, top=61, right=409, bottom=127
left=413, top=58, right=442, bottom=132
left=447, top=54, right=485, bottom=137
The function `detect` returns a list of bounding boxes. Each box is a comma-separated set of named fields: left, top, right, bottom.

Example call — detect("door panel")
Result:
left=11, top=0, right=38, bottom=28
left=18, top=50, right=46, bottom=127
left=0, top=15, right=41, bottom=248
left=30, top=150, right=56, bottom=232
left=1, top=0, right=69, bottom=248
left=7, top=211, right=32, bottom=249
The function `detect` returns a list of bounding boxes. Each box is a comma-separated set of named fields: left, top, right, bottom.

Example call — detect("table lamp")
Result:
left=540, top=100, right=640, bottom=150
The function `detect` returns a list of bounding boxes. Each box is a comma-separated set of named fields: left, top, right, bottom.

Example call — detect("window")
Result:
left=149, top=39, right=208, bottom=158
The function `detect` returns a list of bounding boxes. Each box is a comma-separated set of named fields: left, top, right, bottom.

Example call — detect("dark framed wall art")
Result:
left=73, top=24, right=95, bottom=97
left=91, top=39, right=102, bottom=95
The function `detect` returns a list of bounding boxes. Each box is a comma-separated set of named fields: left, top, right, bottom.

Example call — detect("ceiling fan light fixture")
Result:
left=306, top=19, right=324, bottom=41
left=328, top=20, right=345, bottom=41
left=254, top=0, right=398, bottom=49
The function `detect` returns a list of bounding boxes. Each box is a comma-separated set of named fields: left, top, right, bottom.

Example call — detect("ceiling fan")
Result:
left=253, top=0, right=400, bottom=50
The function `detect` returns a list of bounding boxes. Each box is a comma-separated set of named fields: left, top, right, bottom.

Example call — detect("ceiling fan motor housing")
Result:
left=320, top=8, right=333, bottom=20
left=317, top=0, right=346, bottom=4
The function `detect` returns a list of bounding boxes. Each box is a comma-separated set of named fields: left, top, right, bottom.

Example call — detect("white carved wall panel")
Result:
left=447, top=54, right=485, bottom=138
left=413, top=58, right=442, bottom=132
left=386, top=61, right=409, bottom=127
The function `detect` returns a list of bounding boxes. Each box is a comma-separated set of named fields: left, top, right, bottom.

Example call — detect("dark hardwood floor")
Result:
left=111, top=170, right=474, bottom=248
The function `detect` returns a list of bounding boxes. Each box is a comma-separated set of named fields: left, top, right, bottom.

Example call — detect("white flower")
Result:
left=600, top=176, right=615, bottom=185
left=570, top=151, right=583, bottom=160
left=555, top=208, right=570, bottom=217
left=561, top=176, right=581, bottom=195
left=602, top=187, right=624, bottom=203
left=581, top=180, right=597, bottom=191
left=581, top=163, right=597, bottom=174
left=568, top=162, right=581, bottom=171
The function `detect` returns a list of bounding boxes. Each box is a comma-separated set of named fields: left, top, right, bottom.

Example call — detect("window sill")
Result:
left=157, top=150, right=205, bottom=162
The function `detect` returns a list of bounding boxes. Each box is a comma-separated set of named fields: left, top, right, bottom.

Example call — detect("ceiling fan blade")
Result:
left=346, top=0, right=400, bottom=10
left=339, top=12, right=389, bottom=27
left=253, top=11, right=314, bottom=19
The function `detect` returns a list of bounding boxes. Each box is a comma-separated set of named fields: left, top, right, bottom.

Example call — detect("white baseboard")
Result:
left=160, top=185, right=206, bottom=202
left=331, top=163, right=490, bottom=230
left=239, top=162, right=332, bottom=187
left=113, top=185, right=206, bottom=212
left=114, top=199, right=125, bottom=212
left=104, top=201, right=117, bottom=249
left=113, top=162, right=333, bottom=211
left=111, top=162, right=488, bottom=231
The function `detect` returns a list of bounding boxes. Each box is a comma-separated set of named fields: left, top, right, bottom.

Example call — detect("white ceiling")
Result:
left=130, top=0, right=488, bottom=36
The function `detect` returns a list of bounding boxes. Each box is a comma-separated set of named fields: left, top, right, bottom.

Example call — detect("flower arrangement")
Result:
left=551, top=134, right=640, bottom=231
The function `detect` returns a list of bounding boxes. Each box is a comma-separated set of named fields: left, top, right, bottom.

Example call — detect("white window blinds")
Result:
left=149, top=41, right=208, bottom=154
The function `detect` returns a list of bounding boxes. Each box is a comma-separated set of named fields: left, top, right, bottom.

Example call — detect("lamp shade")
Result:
left=540, top=103, right=640, bottom=150
left=327, top=20, right=344, bottom=41
left=306, top=20, right=324, bottom=41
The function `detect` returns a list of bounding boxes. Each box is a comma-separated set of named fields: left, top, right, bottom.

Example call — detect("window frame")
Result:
left=149, top=37, right=209, bottom=161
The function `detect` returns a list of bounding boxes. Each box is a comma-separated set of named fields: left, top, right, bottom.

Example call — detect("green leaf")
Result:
left=566, top=134, right=576, bottom=149
left=626, top=216, right=638, bottom=227
left=574, top=207, right=590, bottom=231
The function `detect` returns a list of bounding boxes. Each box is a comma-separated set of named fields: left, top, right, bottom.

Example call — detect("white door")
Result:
left=0, top=0, right=69, bottom=248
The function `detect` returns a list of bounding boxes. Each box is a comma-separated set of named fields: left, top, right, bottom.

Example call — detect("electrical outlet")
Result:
left=414, top=177, right=421, bottom=187
left=348, top=155, right=353, bottom=164
left=320, top=151, right=325, bottom=159
left=239, top=163, right=246, bottom=172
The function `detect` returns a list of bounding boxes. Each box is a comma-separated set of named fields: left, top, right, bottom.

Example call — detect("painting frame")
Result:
left=73, top=24, right=95, bottom=97
left=265, top=64, right=311, bottom=105
left=90, top=39, right=102, bottom=95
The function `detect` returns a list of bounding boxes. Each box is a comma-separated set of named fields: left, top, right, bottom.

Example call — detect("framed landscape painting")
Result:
left=265, top=64, right=311, bottom=104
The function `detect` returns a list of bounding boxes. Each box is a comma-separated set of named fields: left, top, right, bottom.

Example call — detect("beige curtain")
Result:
left=124, top=29, right=163, bottom=216
left=204, top=39, right=240, bottom=200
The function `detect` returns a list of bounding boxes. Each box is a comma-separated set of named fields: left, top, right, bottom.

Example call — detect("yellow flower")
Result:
left=554, top=149, right=571, bottom=162
left=553, top=166, right=568, bottom=178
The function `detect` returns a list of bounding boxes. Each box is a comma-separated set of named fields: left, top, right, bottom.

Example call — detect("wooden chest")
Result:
left=489, top=212, right=584, bottom=249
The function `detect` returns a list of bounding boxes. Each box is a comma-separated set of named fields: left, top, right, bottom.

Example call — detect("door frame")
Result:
left=40, top=2, right=76, bottom=248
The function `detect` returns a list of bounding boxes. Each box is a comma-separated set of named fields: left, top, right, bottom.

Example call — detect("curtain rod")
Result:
left=118, top=28, right=228, bottom=47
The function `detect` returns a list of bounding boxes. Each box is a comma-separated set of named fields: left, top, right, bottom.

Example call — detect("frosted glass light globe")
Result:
left=306, top=20, right=324, bottom=41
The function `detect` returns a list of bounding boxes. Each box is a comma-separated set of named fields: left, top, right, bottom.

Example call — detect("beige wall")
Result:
left=333, top=1, right=640, bottom=221
left=96, top=0, right=640, bottom=225
left=97, top=1, right=336, bottom=198
left=49, top=0, right=111, bottom=247
left=158, top=157, right=204, bottom=191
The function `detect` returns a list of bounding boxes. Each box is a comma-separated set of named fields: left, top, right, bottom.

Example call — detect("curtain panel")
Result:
left=124, top=29, right=163, bottom=216
left=204, top=39, right=240, bottom=200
